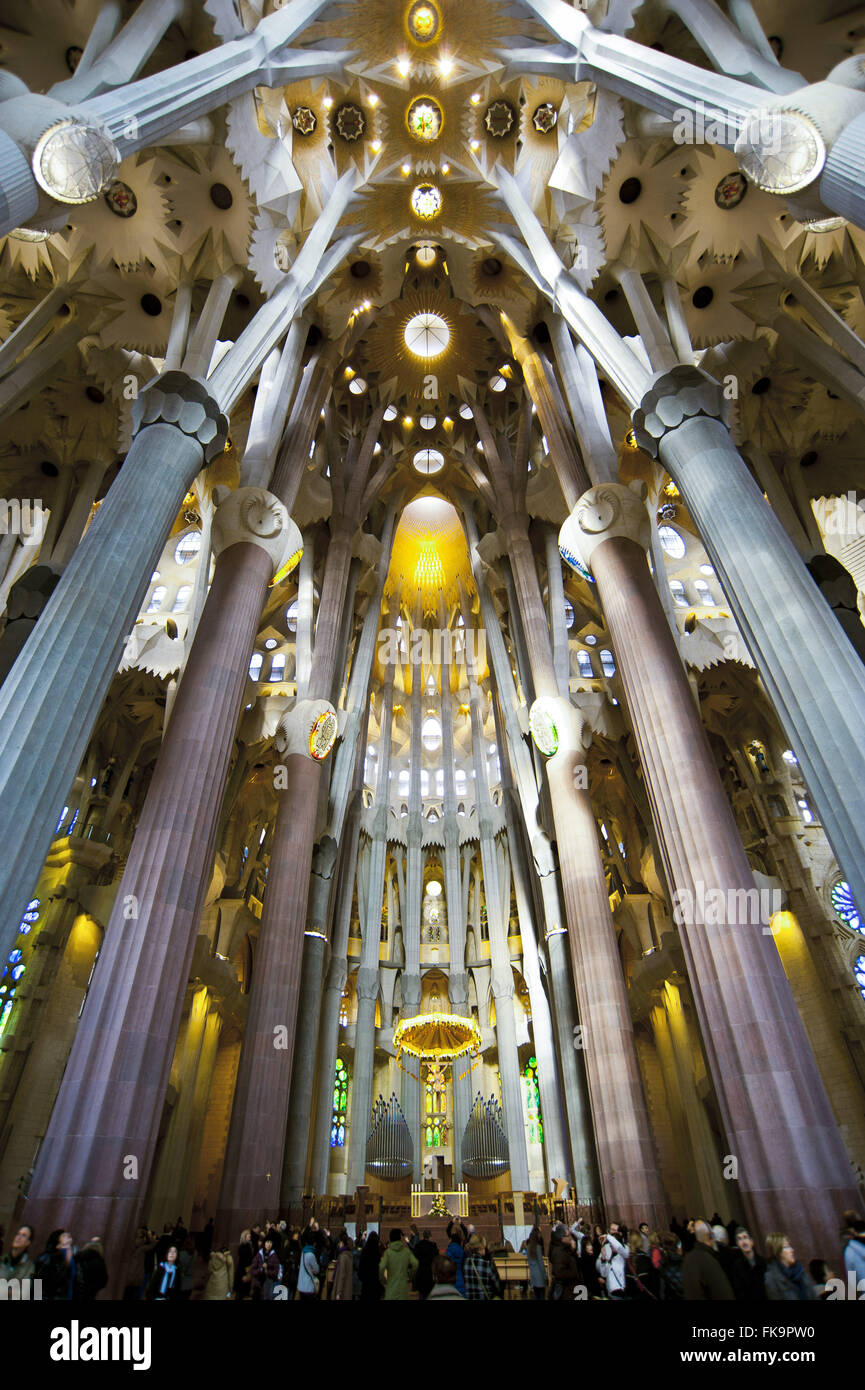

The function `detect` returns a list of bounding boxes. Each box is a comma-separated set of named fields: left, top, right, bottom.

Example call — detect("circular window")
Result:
left=831, top=880, right=863, bottom=935
left=416, top=245, right=437, bottom=267
left=426, top=880, right=442, bottom=897
left=403, top=311, right=450, bottom=358
left=383, top=404, right=398, bottom=421
left=407, top=97, right=443, bottom=142
left=420, top=413, right=437, bottom=430
left=408, top=0, right=440, bottom=42
left=413, top=449, right=445, bottom=475
left=658, top=525, right=686, bottom=559
left=174, top=531, right=202, bottom=565
left=411, top=183, right=442, bottom=219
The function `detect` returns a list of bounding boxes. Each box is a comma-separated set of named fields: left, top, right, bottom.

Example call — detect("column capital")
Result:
left=356, top=965, right=379, bottom=1001
left=131, top=370, right=228, bottom=462
left=275, top=698, right=338, bottom=762
left=559, top=481, right=650, bottom=575
left=211, top=486, right=302, bottom=580
left=631, top=364, right=727, bottom=459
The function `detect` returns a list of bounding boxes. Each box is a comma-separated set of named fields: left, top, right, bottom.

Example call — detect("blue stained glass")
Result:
left=7, top=949, right=21, bottom=964
left=11, top=965, right=24, bottom=981
left=854, top=954, right=865, bottom=1003
left=831, top=881, right=863, bottom=935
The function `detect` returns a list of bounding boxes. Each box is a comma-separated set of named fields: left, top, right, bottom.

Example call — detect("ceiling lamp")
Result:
left=416, top=244, right=437, bottom=267
left=411, top=183, right=442, bottom=219
left=413, top=448, right=445, bottom=475
left=426, top=880, right=442, bottom=896
left=403, top=310, right=450, bottom=358
left=394, top=1011, right=481, bottom=1063
left=407, top=96, right=443, bottom=142
left=408, top=1, right=440, bottom=43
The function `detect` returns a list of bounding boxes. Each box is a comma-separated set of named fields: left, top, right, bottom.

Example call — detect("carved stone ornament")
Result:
left=130, top=370, right=229, bottom=462
left=559, top=481, right=651, bottom=576
left=734, top=109, right=826, bottom=196
left=31, top=117, right=119, bottom=204
left=211, top=487, right=302, bottom=580
left=275, top=697, right=338, bottom=762
left=528, top=695, right=590, bottom=759
left=630, top=364, right=727, bottom=459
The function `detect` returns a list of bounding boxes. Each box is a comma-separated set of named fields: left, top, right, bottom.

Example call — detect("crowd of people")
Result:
left=2, top=1206, right=864, bottom=1301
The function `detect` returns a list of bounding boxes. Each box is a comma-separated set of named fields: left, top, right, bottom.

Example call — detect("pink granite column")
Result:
left=216, top=752, right=322, bottom=1237
left=24, top=492, right=298, bottom=1293
left=546, top=748, right=667, bottom=1229
left=575, top=483, right=860, bottom=1260
left=502, top=514, right=667, bottom=1228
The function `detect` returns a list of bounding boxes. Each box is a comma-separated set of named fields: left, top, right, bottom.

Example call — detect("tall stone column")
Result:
left=0, top=373, right=226, bottom=965
left=463, top=417, right=665, bottom=1221
left=216, top=702, right=336, bottom=1235
left=566, top=479, right=861, bottom=1257
left=148, top=986, right=209, bottom=1227
left=24, top=487, right=296, bottom=1285
left=309, top=796, right=362, bottom=1196
left=180, top=1006, right=223, bottom=1224
left=501, top=779, right=569, bottom=1192
left=347, top=680, right=394, bottom=1192
left=632, top=367, right=865, bottom=919
left=464, top=512, right=599, bottom=1199
left=224, top=415, right=387, bottom=1217
left=462, top=619, right=530, bottom=1191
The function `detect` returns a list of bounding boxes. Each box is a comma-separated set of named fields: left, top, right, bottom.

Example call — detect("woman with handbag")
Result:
left=463, top=1235, right=503, bottom=1300
left=297, top=1229, right=320, bottom=1302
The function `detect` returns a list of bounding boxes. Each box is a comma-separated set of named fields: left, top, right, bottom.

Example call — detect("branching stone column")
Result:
left=0, top=0, right=344, bottom=238
left=216, top=695, right=337, bottom=1237
left=563, top=479, right=861, bottom=1257
left=464, top=508, right=599, bottom=1200
left=631, top=366, right=865, bottom=922
left=497, top=168, right=865, bottom=921
left=23, top=485, right=297, bottom=1284
left=281, top=501, right=396, bottom=1203
left=0, top=373, right=226, bottom=967
left=347, top=677, right=395, bottom=1192
left=462, top=608, right=530, bottom=1191
left=438, top=602, right=471, bottom=1174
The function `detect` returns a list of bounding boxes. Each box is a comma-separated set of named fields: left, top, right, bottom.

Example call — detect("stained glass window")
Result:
left=523, top=1056, right=543, bottom=1144
left=330, top=1058, right=348, bottom=1146
left=0, top=900, right=35, bottom=1036
left=854, top=954, right=865, bottom=1003
left=831, top=880, right=863, bottom=935
left=425, top=1064, right=448, bottom=1147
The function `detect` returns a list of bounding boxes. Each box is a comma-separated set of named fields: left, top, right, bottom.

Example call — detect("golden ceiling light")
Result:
left=407, top=0, right=440, bottom=44
left=394, top=1011, right=481, bottom=1063
left=411, top=182, right=443, bottom=219
left=416, top=244, right=437, bottom=267
left=406, top=96, right=444, bottom=143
